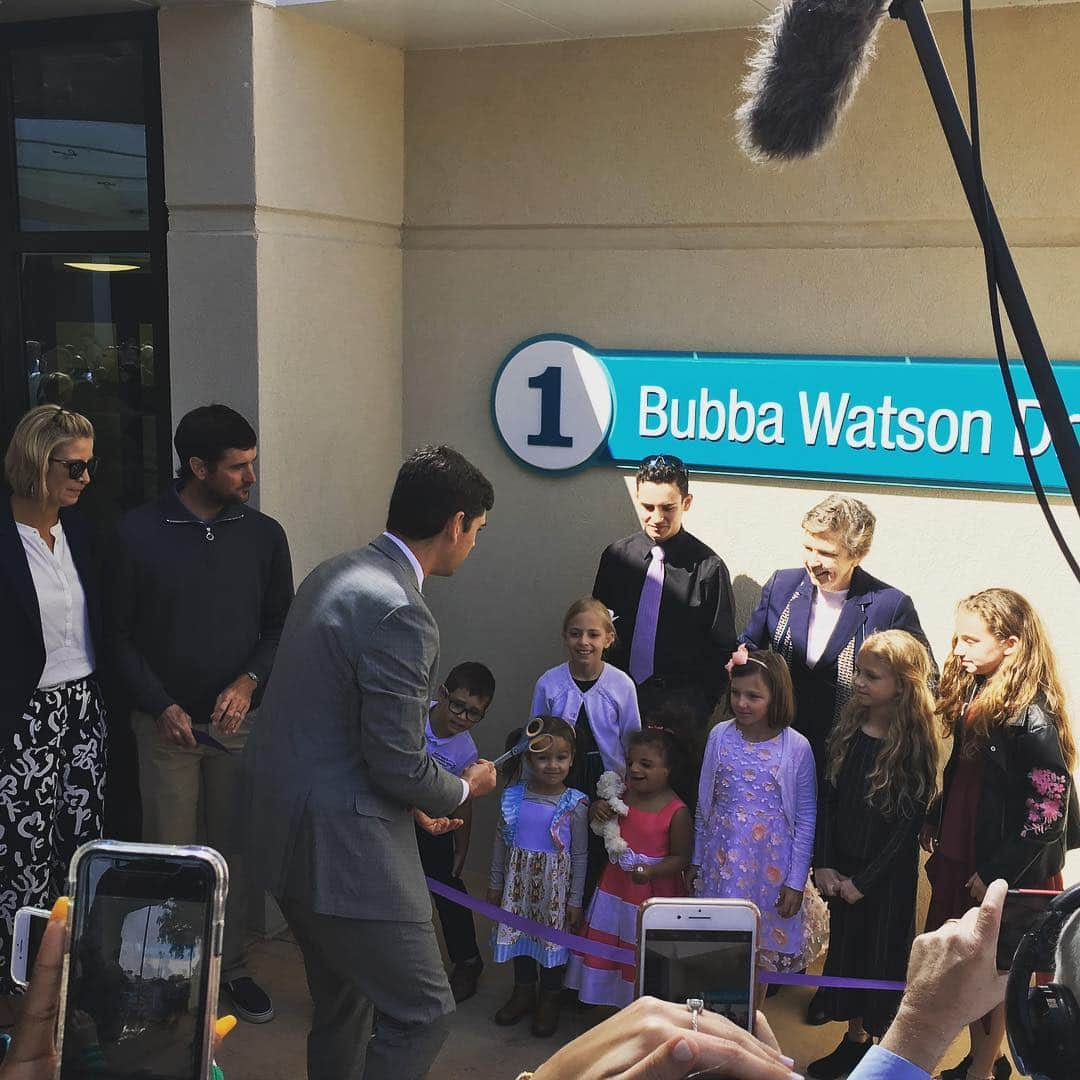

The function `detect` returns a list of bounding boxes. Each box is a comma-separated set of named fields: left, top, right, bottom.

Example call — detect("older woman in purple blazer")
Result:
left=740, top=495, right=932, bottom=774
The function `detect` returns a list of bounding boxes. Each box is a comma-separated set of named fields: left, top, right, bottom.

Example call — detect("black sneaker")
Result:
left=221, top=977, right=275, bottom=1024
left=807, top=1036, right=872, bottom=1079
left=449, top=957, right=483, bottom=1003
left=939, top=1055, right=1012, bottom=1080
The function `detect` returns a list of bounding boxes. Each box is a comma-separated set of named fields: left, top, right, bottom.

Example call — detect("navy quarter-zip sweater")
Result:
left=107, top=484, right=294, bottom=724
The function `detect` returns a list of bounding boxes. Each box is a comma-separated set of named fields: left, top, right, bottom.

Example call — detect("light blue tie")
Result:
left=629, top=545, right=665, bottom=684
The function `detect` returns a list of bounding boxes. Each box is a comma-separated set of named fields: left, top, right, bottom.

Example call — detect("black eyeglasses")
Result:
left=444, top=694, right=486, bottom=724
left=49, top=457, right=99, bottom=480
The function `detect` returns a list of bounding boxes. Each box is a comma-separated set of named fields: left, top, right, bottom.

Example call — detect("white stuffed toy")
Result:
left=590, top=770, right=630, bottom=862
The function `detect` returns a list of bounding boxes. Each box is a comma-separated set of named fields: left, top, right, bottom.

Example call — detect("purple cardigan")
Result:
left=694, top=719, right=817, bottom=891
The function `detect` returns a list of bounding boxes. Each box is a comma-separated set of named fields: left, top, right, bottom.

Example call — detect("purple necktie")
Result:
left=629, top=544, right=665, bottom=684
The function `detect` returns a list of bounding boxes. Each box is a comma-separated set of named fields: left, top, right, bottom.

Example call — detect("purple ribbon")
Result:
left=426, top=877, right=907, bottom=991
left=756, top=970, right=906, bottom=991
left=426, top=877, right=634, bottom=964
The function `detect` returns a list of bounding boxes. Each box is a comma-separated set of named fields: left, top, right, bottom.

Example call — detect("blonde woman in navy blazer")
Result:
left=0, top=405, right=105, bottom=1013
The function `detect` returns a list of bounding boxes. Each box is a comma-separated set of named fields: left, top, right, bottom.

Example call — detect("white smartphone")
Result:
left=11, top=905, right=51, bottom=988
left=637, top=897, right=759, bottom=1033
left=55, top=840, right=228, bottom=1080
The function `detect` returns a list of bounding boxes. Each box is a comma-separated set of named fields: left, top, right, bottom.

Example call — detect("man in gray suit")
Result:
left=246, top=445, right=497, bottom=1079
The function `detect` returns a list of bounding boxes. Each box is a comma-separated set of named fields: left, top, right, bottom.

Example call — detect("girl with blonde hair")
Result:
left=809, top=630, right=939, bottom=1078
left=923, top=588, right=1077, bottom=1080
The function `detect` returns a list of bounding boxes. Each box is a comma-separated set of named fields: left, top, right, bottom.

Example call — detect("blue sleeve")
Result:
left=739, top=572, right=776, bottom=648
left=848, top=1046, right=931, bottom=1080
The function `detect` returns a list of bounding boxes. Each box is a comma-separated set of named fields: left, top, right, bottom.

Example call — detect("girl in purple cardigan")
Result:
left=688, top=647, right=818, bottom=1007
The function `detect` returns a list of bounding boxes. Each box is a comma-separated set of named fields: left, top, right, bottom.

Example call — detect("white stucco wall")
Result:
left=402, top=7, right=1080, bottom=875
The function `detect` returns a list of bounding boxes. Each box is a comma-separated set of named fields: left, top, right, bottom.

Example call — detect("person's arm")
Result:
left=848, top=809, right=921, bottom=896
left=692, top=728, right=722, bottom=867
left=786, top=736, right=817, bottom=890
left=631, top=806, right=691, bottom=885
left=530, top=674, right=548, bottom=719
left=847, top=880, right=1010, bottom=1079
left=487, top=823, right=509, bottom=903
left=567, top=799, right=590, bottom=911
left=813, top=775, right=845, bottom=896
left=619, top=678, right=642, bottom=748
left=241, top=521, right=294, bottom=685
left=357, top=602, right=472, bottom=818
left=739, top=572, right=777, bottom=649
left=889, top=593, right=937, bottom=680
left=105, top=530, right=173, bottom=719
left=976, top=717, right=1072, bottom=886
left=703, top=558, right=738, bottom=704
left=452, top=799, right=474, bottom=878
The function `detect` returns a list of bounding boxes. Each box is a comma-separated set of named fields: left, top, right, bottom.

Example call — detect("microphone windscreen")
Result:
left=735, top=0, right=892, bottom=163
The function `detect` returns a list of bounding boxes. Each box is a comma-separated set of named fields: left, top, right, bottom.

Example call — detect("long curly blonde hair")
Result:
left=825, top=630, right=939, bottom=819
left=936, top=588, right=1074, bottom=769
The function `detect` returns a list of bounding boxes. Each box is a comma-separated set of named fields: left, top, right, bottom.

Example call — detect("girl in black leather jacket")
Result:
left=922, top=588, right=1076, bottom=1080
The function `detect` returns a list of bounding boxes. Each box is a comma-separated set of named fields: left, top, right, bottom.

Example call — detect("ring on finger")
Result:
left=686, top=997, right=704, bottom=1033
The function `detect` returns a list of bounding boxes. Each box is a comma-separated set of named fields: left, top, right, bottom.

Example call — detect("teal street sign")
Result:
left=490, top=335, right=1080, bottom=493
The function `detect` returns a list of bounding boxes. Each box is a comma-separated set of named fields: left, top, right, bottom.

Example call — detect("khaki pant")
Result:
left=133, top=710, right=251, bottom=980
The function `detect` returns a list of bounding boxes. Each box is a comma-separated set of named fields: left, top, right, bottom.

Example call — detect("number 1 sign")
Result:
left=492, top=335, right=615, bottom=472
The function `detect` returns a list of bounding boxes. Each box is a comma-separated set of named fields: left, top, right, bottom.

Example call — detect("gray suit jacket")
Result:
left=245, top=534, right=464, bottom=922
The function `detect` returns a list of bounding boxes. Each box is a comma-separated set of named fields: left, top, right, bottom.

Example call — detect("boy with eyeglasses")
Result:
left=415, top=661, right=496, bottom=1002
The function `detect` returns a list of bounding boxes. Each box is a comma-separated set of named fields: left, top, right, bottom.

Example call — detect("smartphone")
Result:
left=56, top=840, right=228, bottom=1080
left=11, top=906, right=50, bottom=988
left=997, top=888, right=1060, bottom=972
left=637, top=898, right=759, bottom=1033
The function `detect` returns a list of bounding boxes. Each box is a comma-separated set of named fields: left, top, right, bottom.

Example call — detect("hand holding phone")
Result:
left=56, top=841, right=228, bottom=1080
left=637, top=898, right=759, bottom=1033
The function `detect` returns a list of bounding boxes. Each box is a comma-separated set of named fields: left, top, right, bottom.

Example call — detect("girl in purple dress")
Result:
left=487, top=716, right=589, bottom=1038
left=689, top=647, right=817, bottom=1008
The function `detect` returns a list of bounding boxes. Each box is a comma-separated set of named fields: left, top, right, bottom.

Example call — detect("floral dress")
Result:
left=696, top=728, right=805, bottom=970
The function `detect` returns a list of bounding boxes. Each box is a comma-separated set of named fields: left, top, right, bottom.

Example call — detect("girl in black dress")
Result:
left=808, top=630, right=939, bottom=1080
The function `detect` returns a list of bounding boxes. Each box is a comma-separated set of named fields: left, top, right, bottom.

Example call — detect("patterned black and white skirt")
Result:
left=0, top=676, right=107, bottom=994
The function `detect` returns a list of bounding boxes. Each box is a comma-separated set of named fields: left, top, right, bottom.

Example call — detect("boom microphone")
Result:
left=735, top=0, right=892, bottom=163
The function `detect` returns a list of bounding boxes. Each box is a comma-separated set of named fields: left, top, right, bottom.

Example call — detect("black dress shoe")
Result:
left=939, top=1055, right=1012, bottom=1079
left=806, top=1036, right=871, bottom=1079
left=806, top=986, right=829, bottom=1025
left=449, top=957, right=483, bottom=1003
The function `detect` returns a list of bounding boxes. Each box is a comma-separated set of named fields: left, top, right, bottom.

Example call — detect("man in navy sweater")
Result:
left=107, top=404, right=293, bottom=1024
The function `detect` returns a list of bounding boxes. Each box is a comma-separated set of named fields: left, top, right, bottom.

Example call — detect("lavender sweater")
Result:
left=531, top=662, right=641, bottom=775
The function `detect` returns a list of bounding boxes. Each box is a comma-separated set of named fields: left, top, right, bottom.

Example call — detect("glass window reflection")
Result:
left=22, top=254, right=161, bottom=518
left=13, top=39, right=148, bottom=231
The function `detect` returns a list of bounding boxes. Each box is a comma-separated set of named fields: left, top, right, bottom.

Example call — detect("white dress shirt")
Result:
left=17, top=520, right=95, bottom=688
left=805, top=586, right=849, bottom=668
left=382, top=532, right=471, bottom=807
left=382, top=531, right=424, bottom=591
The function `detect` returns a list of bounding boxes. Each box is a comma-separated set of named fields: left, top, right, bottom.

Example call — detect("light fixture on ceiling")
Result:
left=63, top=262, right=140, bottom=273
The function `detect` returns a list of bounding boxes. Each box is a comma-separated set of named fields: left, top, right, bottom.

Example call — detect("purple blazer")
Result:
left=740, top=566, right=932, bottom=763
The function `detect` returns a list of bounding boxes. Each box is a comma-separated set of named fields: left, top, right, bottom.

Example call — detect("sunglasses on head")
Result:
left=641, top=454, right=687, bottom=472
left=49, top=456, right=99, bottom=480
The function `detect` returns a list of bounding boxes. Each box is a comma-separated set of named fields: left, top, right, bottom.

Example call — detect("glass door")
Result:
left=0, top=13, right=169, bottom=526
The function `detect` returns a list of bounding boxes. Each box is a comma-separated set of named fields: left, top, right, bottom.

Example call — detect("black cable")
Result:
left=960, top=0, right=1080, bottom=583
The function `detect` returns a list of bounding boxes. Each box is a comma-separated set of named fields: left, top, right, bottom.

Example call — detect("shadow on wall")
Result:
left=732, top=572, right=764, bottom=636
